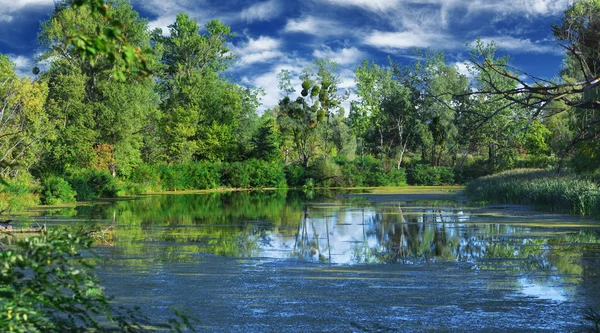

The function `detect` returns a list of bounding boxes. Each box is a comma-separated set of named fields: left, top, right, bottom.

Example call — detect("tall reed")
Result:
left=465, top=169, right=600, bottom=217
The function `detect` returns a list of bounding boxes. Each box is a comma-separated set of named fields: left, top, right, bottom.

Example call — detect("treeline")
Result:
left=0, top=0, right=596, bottom=209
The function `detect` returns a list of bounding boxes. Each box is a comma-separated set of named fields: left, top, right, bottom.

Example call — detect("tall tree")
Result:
left=38, top=0, right=158, bottom=176
left=276, top=60, right=344, bottom=168
left=0, top=55, right=52, bottom=176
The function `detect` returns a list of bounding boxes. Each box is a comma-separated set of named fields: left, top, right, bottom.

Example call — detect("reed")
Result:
left=465, top=169, right=600, bottom=217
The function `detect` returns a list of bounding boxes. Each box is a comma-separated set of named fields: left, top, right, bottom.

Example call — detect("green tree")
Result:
left=0, top=54, right=52, bottom=176
left=38, top=0, right=159, bottom=175
left=276, top=60, right=345, bottom=168
left=153, top=14, right=257, bottom=163
left=251, top=117, right=281, bottom=162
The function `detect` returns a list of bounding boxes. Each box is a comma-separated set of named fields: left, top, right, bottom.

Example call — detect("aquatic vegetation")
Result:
left=465, top=169, right=600, bottom=217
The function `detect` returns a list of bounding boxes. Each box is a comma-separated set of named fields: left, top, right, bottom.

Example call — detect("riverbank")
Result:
left=465, top=169, right=600, bottom=218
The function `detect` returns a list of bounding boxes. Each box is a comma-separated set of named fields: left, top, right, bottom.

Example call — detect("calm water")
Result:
left=29, top=189, right=600, bottom=331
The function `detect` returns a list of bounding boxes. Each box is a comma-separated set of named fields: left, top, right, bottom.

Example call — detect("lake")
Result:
left=28, top=188, right=600, bottom=332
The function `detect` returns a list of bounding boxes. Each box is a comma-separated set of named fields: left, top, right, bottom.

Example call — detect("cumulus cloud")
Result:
left=132, top=0, right=237, bottom=35
left=313, top=47, right=366, bottom=65
left=454, top=61, right=476, bottom=80
left=240, top=0, right=281, bottom=22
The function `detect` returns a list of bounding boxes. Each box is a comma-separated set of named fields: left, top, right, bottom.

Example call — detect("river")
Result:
left=28, top=188, right=600, bottom=332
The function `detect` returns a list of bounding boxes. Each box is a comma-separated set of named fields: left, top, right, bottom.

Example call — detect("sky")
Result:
left=0, top=0, right=573, bottom=112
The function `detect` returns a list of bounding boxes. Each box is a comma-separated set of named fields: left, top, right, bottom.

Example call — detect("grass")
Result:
left=465, top=168, right=600, bottom=218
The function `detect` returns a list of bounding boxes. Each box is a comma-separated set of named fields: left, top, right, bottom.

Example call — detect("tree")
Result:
left=0, top=55, right=52, bottom=176
left=251, top=117, right=281, bottom=162
left=153, top=14, right=256, bottom=163
left=467, top=0, right=600, bottom=170
left=276, top=60, right=345, bottom=168
left=406, top=51, right=469, bottom=167
left=38, top=0, right=159, bottom=176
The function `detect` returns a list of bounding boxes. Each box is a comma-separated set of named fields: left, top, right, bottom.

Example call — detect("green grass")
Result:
left=465, top=168, right=600, bottom=218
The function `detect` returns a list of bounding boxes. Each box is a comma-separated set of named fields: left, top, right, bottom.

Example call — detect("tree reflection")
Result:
left=34, top=190, right=600, bottom=277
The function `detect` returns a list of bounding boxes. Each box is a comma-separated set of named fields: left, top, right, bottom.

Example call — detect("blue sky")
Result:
left=0, top=0, right=571, bottom=111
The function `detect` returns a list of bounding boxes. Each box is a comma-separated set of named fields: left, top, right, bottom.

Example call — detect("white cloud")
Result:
left=0, top=0, right=53, bottom=22
left=477, top=36, right=561, bottom=54
left=313, top=47, right=366, bottom=65
left=132, top=0, right=237, bottom=35
left=284, top=16, right=344, bottom=36
left=7, top=54, right=34, bottom=78
left=317, top=0, right=400, bottom=12
left=0, top=0, right=53, bottom=10
left=454, top=61, right=475, bottom=80
left=240, top=0, right=281, bottom=22
left=364, top=30, right=460, bottom=51
left=466, top=0, right=571, bottom=16
left=231, top=36, right=283, bottom=66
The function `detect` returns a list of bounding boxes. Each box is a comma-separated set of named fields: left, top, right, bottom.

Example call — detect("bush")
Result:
left=0, top=229, right=194, bottom=332
left=284, top=164, right=306, bottom=187
left=0, top=174, right=39, bottom=212
left=307, top=157, right=341, bottom=187
left=337, top=156, right=407, bottom=187
left=222, top=159, right=286, bottom=188
left=40, top=176, right=76, bottom=205
left=454, top=157, right=493, bottom=184
left=156, top=162, right=221, bottom=191
left=129, top=164, right=162, bottom=192
left=407, top=164, right=455, bottom=185
left=65, top=169, right=118, bottom=201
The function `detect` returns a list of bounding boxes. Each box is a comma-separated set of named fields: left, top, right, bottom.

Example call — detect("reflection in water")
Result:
left=28, top=189, right=600, bottom=330
left=28, top=193, right=599, bottom=289
left=31, top=190, right=600, bottom=270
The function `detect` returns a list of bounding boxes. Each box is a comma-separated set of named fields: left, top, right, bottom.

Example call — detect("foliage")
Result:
left=338, top=156, right=407, bottom=187
left=284, top=164, right=306, bottom=187
left=0, top=228, right=194, bottom=332
left=222, top=159, right=286, bottom=188
left=40, top=176, right=77, bottom=205
left=0, top=175, right=40, bottom=212
left=156, top=162, right=222, bottom=191
left=276, top=60, right=346, bottom=167
left=251, top=117, right=281, bottom=162
left=407, top=164, right=455, bottom=186
left=66, top=169, right=118, bottom=201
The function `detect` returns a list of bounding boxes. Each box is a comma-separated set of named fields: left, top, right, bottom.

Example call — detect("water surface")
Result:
left=29, top=189, right=600, bottom=331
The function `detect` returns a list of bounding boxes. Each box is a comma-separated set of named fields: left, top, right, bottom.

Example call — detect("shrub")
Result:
left=222, top=159, right=286, bottom=188
left=307, top=157, right=341, bottom=187
left=454, top=157, right=493, bottom=184
left=40, top=176, right=76, bottom=205
left=337, top=156, right=407, bottom=187
left=185, top=161, right=222, bottom=189
left=284, top=164, right=306, bottom=187
left=65, top=169, right=118, bottom=201
left=407, top=164, right=455, bottom=185
left=0, top=175, right=39, bottom=212
left=0, top=229, right=194, bottom=332
left=129, top=164, right=162, bottom=192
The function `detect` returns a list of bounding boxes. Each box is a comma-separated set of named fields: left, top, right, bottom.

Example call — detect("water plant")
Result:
left=465, top=169, right=600, bottom=217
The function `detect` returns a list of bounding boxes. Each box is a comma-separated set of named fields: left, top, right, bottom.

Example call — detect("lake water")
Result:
left=29, top=188, right=600, bottom=332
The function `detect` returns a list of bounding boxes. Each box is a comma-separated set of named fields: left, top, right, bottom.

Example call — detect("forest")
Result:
left=0, top=0, right=599, bottom=211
